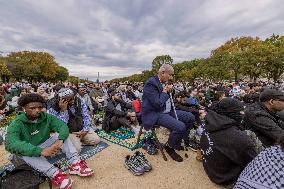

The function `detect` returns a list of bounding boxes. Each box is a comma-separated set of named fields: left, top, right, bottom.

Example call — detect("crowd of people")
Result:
left=0, top=64, right=283, bottom=189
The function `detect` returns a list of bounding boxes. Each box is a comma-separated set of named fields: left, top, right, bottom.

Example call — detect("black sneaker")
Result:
left=185, top=140, right=200, bottom=152
left=134, top=151, right=152, bottom=172
left=165, top=145, right=183, bottom=162
left=124, top=155, right=145, bottom=176
left=142, top=138, right=158, bottom=155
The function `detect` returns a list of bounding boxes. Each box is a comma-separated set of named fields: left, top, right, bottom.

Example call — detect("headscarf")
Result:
left=58, top=88, right=74, bottom=98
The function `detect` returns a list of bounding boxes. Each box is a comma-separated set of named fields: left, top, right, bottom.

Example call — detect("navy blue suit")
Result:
left=142, top=75, right=195, bottom=149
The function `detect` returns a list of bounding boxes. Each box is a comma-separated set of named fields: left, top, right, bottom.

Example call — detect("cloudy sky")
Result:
left=0, top=0, right=283, bottom=81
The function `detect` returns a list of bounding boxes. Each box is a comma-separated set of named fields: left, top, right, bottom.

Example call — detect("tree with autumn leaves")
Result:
left=111, top=34, right=284, bottom=83
left=0, top=51, right=70, bottom=83
left=0, top=58, right=12, bottom=82
left=208, top=34, right=284, bottom=82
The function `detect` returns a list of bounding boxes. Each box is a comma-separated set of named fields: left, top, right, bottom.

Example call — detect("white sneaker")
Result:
left=52, top=170, right=73, bottom=189
left=69, top=160, right=94, bottom=177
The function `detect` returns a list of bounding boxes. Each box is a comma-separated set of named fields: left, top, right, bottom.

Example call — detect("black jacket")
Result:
left=200, top=111, right=257, bottom=185
left=243, top=102, right=284, bottom=147
left=126, top=91, right=136, bottom=101
left=173, top=99, right=199, bottom=114
left=102, top=99, right=133, bottom=132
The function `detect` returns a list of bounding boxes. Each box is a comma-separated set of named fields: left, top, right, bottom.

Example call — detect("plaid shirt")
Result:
left=234, top=145, right=284, bottom=189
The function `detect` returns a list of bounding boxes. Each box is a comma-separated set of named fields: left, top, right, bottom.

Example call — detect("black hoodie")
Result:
left=200, top=111, right=257, bottom=186
left=243, top=102, right=284, bottom=147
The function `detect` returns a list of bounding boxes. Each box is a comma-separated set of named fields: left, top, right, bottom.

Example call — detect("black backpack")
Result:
left=67, top=97, right=84, bottom=132
left=0, top=164, right=52, bottom=189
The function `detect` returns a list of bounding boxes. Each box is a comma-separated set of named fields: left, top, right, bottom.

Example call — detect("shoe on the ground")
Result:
left=134, top=151, right=152, bottom=172
left=124, top=155, right=145, bottom=176
left=69, top=160, right=94, bottom=176
left=176, top=145, right=185, bottom=151
left=142, top=138, right=158, bottom=155
left=148, top=138, right=158, bottom=148
left=165, top=145, right=183, bottom=162
left=185, top=140, right=200, bottom=152
left=52, top=170, right=73, bottom=189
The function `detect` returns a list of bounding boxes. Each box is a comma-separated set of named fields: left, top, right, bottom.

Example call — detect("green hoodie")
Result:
left=5, top=112, right=69, bottom=157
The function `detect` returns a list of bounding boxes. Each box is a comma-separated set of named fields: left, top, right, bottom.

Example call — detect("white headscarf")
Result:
left=58, top=88, right=74, bottom=98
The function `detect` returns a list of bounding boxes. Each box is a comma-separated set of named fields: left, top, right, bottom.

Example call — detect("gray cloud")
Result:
left=0, top=0, right=283, bottom=81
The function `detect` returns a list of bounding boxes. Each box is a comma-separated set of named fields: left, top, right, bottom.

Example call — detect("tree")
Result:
left=211, top=37, right=260, bottom=82
left=67, top=75, right=80, bottom=84
left=203, top=57, right=231, bottom=81
left=6, top=51, right=66, bottom=82
left=54, top=66, right=69, bottom=81
left=152, top=55, right=173, bottom=74
left=111, top=35, right=284, bottom=83
left=141, top=70, right=153, bottom=81
left=241, top=41, right=268, bottom=82
left=263, top=34, right=284, bottom=82
left=0, top=58, right=12, bottom=82
left=174, top=59, right=204, bottom=82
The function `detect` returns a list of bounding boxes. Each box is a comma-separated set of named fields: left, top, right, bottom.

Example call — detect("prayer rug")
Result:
left=0, top=141, right=109, bottom=173
left=96, top=127, right=151, bottom=150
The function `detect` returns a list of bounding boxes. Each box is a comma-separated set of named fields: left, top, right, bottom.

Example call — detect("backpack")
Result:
left=67, top=97, right=84, bottom=132
left=0, top=164, right=52, bottom=189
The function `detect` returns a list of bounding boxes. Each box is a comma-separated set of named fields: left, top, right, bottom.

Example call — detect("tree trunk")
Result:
left=234, top=71, right=238, bottom=83
left=273, top=75, right=278, bottom=83
left=28, top=77, right=33, bottom=83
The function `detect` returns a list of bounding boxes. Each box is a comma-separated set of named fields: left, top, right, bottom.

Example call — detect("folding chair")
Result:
left=136, top=124, right=168, bottom=161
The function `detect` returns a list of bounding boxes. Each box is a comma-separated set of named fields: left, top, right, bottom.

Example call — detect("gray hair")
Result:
left=158, top=64, right=174, bottom=73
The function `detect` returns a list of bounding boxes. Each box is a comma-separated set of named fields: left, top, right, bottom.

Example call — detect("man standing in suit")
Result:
left=142, top=64, right=195, bottom=162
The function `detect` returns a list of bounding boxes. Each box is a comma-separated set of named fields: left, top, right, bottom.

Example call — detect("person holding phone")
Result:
left=5, top=93, right=94, bottom=189
left=48, top=88, right=100, bottom=153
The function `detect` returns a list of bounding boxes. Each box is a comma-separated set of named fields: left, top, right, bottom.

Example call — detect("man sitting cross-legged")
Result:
left=48, top=88, right=100, bottom=153
left=103, top=88, right=140, bottom=134
left=5, top=93, right=93, bottom=189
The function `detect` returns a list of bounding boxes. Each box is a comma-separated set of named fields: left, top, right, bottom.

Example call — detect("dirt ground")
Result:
left=0, top=137, right=223, bottom=189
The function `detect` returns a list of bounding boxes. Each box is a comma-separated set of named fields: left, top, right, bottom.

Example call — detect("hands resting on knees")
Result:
left=40, top=140, right=63, bottom=157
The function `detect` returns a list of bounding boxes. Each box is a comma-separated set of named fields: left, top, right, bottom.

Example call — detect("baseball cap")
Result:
left=259, top=89, right=284, bottom=102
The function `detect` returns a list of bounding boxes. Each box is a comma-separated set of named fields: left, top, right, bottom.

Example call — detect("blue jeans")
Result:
left=156, top=110, right=195, bottom=149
